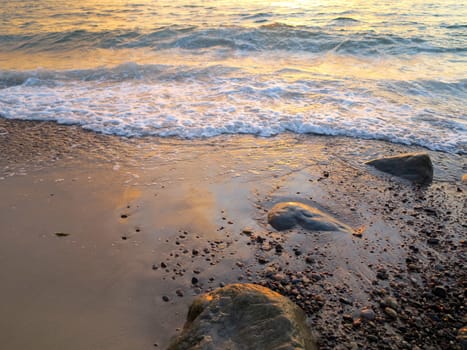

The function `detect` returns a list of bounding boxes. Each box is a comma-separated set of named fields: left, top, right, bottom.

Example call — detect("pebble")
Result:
left=162, top=295, right=170, bottom=302
left=384, top=296, right=399, bottom=310
left=384, top=307, right=398, bottom=319
left=427, top=238, right=440, bottom=245
left=242, top=227, right=253, bottom=235
left=360, top=307, right=376, bottom=321
left=191, top=277, right=199, bottom=285
left=433, top=285, right=447, bottom=298
left=176, top=289, right=184, bottom=297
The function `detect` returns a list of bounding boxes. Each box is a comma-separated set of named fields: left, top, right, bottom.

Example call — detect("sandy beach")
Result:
left=0, top=118, right=465, bottom=349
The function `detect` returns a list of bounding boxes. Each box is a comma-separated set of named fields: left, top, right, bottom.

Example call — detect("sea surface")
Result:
left=0, top=0, right=466, bottom=153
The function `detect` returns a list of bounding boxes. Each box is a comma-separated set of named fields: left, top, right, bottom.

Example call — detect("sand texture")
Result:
left=0, top=119, right=465, bottom=349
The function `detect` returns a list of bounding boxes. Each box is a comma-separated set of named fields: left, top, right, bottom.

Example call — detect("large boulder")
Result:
left=168, top=283, right=317, bottom=350
left=267, top=202, right=353, bottom=233
left=365, top=153, right=433, bottom=184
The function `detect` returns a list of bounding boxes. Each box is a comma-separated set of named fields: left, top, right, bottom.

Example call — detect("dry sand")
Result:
left=0, top=119, right=465, bottom=349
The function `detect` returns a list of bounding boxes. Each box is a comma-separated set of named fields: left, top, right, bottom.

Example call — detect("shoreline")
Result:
left=0, top=118, right=465, bottom=349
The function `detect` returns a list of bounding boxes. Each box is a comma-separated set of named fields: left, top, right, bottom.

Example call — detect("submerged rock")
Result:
left=168, top=283, right=317, bottom=350
left=267, top=202, right=353, bottom=233
left=366, top=153, right=433, bottom=184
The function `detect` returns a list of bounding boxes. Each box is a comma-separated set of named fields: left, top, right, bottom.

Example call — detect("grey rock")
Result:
left=366, top=153, right=433, bottom=184
left=360, top=307, right=376, bottom=321
left=168, top=283, right=317, bottom=350
left=267, top=202, right=353, bottom=233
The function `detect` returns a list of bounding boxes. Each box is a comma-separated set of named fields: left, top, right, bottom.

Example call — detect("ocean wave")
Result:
left=0, top=66, right=465, bottom=154
left=1, top=25, right=464, bottom=56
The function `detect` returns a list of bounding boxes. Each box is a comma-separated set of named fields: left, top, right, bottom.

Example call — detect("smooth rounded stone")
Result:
left=433, top=285, right=447, bottom=298
left=360, top=307, right=376, bottom=321
left=384, top=307, right=398, bottom=319
left=366, top=153, right=433, bottom=184
left=167, top=283, right=317, bottom=350
left=267, top=202, right=353, bottom=233
left=384, top=296, right=399, bottom=310
left=457, top=326, right=467, bottom=349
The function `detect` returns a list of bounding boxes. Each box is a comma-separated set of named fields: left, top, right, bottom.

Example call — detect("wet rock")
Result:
left=366, top=153, right=433, bottom=184
left=167, top=283, right=317, bottom=350
left=360, top=307, right=376, bottom=321
left=427, top=238, right=440, bottom=245
left=457, top=326, right=467, bottom=349
left=267, top=202, right=353, bottom=233
left=384, top=307, right=398, bottom=319
left=433, top=285, right=447, bottom=298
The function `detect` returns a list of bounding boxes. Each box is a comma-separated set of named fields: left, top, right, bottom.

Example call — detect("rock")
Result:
left=267, top=202, right=353, bottom=233
left=360, top=307, right=376, bottom=321
left=457, top=326, right=467, bottom=349
left=462, top=174, right=467, bottom=183
left=167, top=283, right=317, bottom=350
left=433, top=285, right=447, bottom=298
left=366, top=153, right=433, bottom=184
left=384, top=307, right=398, bottom=319
left=384, top=296, right=399, bottom=310
left=162, top=295, right=170, bottom=302
left=427, top=238, right=440, bottom=245
left=242, top=227, right=254, bottom=235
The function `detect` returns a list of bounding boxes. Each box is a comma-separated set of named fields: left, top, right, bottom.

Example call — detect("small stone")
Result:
left=161, top=262, right=167, bottom=268
left=384, top=307, right=398, bottom=319
left=162, top=295, right=170, bottom=302
left=376, top=270, right=388, bottom=280
left=242, top=227, right=253, bottom=235
left=360, top=307, right=376, bottom=321
left=384, top=296, right=398, bottom=310
left=305, top=257, right=314, bottom=264
left=176, top=289, right=184, bottom=297
left=191, top=277, right=199, bottom=285
left=192, top=249, right=199, bottom=255
left=120, top=214, right=128, bottom=219
left=457, top=326, right=467, bottom=348
left=433, top=285, right=447, bottom=298
left=55, top=232, right=70, bottom=237
left=427, top=238, right=440, bottom=245
left=339, top=297, right=352, bottom=305
left=257, top=257, right=268, bottom=264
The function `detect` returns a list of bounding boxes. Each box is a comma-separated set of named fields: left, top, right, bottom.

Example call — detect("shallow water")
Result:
left=0, top=0, right=466, bottom=152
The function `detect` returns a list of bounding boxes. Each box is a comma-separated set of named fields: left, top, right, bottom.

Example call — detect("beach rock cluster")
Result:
left=168, top=283, right=317, bottom=350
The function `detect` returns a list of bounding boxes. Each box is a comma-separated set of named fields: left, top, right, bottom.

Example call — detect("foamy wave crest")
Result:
left=0, top=64, right=465, bottom=154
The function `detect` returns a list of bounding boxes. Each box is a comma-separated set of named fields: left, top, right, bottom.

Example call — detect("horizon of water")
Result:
left=0, top=0, right=466, bottom=154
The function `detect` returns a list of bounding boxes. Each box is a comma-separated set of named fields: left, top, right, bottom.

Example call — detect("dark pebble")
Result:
left=433, top=285, right=447, bottom=298
left=427, top=238, right=440, bottom=245
left=162, top=295, right=170, bottom=302
left=191, top=277, right=199, bottom=285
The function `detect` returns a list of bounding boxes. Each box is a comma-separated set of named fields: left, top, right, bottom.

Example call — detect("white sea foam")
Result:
left=1, top=69, right=465, bottom=153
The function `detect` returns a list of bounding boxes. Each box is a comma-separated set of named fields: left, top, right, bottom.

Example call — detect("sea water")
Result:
left=0, top=0, right=465, bottom=153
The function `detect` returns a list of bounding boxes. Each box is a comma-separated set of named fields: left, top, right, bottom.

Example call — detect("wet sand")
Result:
left=0, top=119, right=465, bottom=349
